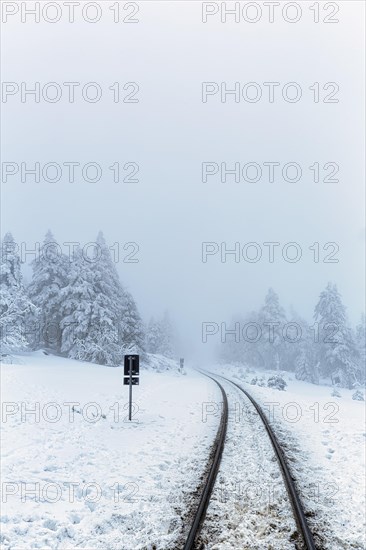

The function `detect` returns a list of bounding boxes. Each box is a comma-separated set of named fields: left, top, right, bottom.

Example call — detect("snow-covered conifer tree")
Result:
left=145, top=312, right=176, bottom=358
left=28, top=230, right=68, bottom=351
left=59, top=245, right=96, bottom=359
left=258, top=288, right=287, bottom=370
left=314, top=283, right=360, bottom=388
left=158, top=311, right=175, bottom=358
left=146, top=317, right=161, bottom=354
left=0, top=233, right=36, bottom=354
left=120, top=289, right=145, bottom=354
left=355, top=314, right=365, bottom=383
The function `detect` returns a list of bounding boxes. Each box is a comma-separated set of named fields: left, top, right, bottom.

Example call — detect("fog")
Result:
left=1, top=1, right=364, bottom=360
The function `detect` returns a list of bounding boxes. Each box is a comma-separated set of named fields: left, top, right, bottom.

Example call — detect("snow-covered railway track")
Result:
left=183, top=375, right=228, bottom=550
left=185, top=371, right=316, bottom=550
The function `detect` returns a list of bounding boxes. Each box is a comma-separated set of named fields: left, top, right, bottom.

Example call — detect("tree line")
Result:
left=218, top=287, right=365, bottom=389
left=0, top=231, right=175, bottom=365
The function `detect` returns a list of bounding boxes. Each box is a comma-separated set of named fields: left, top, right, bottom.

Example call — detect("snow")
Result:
left=2, top=352, right=364, bottom=549
left=206, top=363, right=366, bottom=549
left=1, top=352, right=219, bottom=549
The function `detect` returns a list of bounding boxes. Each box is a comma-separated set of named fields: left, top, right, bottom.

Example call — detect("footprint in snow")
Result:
left=68, top=513, right=81, bottom=524
left=43, top=464, right=58, bottom=472
left=158, top=461, right=171, bottom=471
left=85, top=500, right=97, bottom=512
left=43, top=519, right=57, bottom=531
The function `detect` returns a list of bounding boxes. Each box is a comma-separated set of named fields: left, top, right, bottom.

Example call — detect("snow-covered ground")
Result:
left=2, top=353, right=365, bottom=549
left=1, top=352, right=220, bottom=549
left=206, top=363, right=366, bottom=549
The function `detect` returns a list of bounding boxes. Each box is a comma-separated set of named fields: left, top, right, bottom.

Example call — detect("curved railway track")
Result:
left=183, top=370, right=316, bottom=550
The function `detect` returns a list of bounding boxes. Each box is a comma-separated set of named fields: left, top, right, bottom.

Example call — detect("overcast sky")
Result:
left=1, top=1, right=365, bottom=359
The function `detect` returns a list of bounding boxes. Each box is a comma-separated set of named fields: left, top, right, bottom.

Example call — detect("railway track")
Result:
left=183, top=370, right=316, bottom=550
left=183, top=374, right=228, bottom=550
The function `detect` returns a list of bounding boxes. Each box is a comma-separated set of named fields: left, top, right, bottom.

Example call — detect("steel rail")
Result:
left=183, top=375, right=228, bottom=550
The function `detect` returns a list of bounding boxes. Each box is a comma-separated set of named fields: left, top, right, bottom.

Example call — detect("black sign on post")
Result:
left=124, top=354, right=140, bottom=420
left=124, top=355, right=140, bottom=377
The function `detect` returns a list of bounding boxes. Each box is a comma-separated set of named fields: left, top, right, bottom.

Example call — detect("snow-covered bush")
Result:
left=257, top=378, right=266, bottom=387
left=145, top=353, right=179, bottom=373
left=250, top=377, right=258, bottom=385
left=267, top=374, right=287, bottom=391
left=331, top=388, right=341, bottom=398
left=352, top=390, right=364, bottom=401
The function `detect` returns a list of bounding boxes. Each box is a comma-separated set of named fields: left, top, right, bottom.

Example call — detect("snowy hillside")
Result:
left=1, top=352, right=219, bottom=549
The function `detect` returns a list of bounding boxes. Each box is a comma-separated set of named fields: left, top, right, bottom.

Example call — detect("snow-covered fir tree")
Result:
left=146, top=316, right=161, bottom=354
left=59, top=245, right=97, bottom=360
left=355, top=314, right=366, bottom=383
left=284, top=309, right=318, bottom=382
left=0, top=233, right=37, bottom=354
left=218, top=314, right=245, bottom=365
left=158, top=311, right=175, bottom=358
left=120, top=289, right=145, bottom=355
left=145, top=311, right=175, bottom=358
left=28, top=231, right=68, bottom=352
left=314, top=283, right=360, bottom=388
left=258, top=288, right=287, bottom=370
left=295, top=350, right=317, bottom=383
left=90, top=231, right=126, bottom=355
